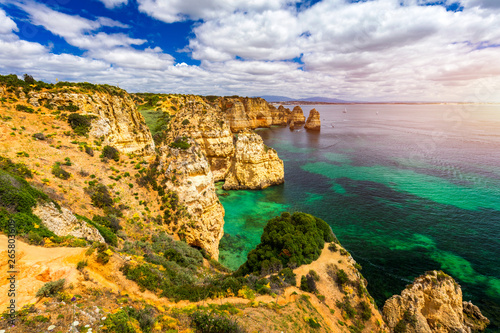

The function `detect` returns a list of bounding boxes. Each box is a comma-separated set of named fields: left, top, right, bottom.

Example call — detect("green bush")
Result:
left=190, top=311, right=245, bottom=333
left=15, top=104, right=34, bottom=113
left=0, top=155, right=32, bottom=178
left=359, top=301, right=372, bottom=321
left=337, top=269, right=349, bottom=286
left=77, top=215, right=117, bottom=246
left=236, top=212, right=334, bottom=276
left=169, top=136, right=191, bottom=150
left=77, top=260, right=88, bottom=270
left=67, top=113, right=95, bottom=136
left=0, top=167, right=56, bottom=240
left=86, top=183, right=113, bottom=209
left=36, top=279, right=65, bottom=298
left=85, top=145, right=94, bottom=156
left=101, top=145, right=120, bottom=162
left=52, top=162, right=71, bottom=180
left=102, top=309, right=138, bottom=333
left=336, top=296, right=357, bottom=319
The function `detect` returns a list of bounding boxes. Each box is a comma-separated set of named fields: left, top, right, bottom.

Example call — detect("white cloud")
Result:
left=137, top=0, right=299, bottom=23
left=0, top=7, right=17, bottom=34
left=98, top=0, right=128, bottom=9
left=2, top=0, right=500, bottom=102
left=88, top=47, right=174, bottom=69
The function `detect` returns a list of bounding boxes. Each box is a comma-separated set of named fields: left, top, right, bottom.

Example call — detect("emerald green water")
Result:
left=218, top=104, right=500, bottom=330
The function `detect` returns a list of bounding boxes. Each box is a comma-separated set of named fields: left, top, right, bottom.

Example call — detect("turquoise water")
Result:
left=218, top=104, right=500, bottom=330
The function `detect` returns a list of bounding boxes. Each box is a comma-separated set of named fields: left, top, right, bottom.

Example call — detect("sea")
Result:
left=216, top=103, right=500, bottom=331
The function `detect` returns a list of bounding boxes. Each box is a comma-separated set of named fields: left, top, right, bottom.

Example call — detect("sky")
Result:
left=0, top=0, right=500, bottom=102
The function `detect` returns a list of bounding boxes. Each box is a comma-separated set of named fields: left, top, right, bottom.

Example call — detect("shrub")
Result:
left=169, top=136, right=191, bottom=150
left=85, top=145, right=94, bottom=156
left=15, top=104, right=34, bottom=113
left=337, top=269, right=349, bottom=286
left=0, top=155, right=32, bottom=178
left=236, top=212, right=334, bottom=276
left=102, top=309, right=138, bottom=333
left=336, top=296, right=357, bottom=319
left=190, top=311, right=245, bottom=333
left=27, top=231, right=43, bottom=245
left=328, top=242, right=338, bottom=252
left=75, top=259, right=88, bottom=270
left=360, top=301, right=372, bottom=321
left=86, top=183, right=113, bottom=209
left=32, top=133, right=46, bottom=140
left=101, top=145, right=120, bottom=162
left=52, top=162, right=71, bottom=180
left=67, top=113, right=95, bottom=136
left=309, top=269, right=320, bottom=281
left=36, top=279, right=65, bottom=297
left=182, top=119, right=190, bottom=125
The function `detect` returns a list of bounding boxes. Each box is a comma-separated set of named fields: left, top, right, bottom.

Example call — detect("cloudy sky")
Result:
left=1, top=0, right=499, bottom=101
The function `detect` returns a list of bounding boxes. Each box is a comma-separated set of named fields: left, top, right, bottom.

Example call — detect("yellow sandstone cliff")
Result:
left=28, top=90, right=155, bottom=155
left=305, top=108, right=321, bottom=131
left=383, top=270, right=489, bottom=332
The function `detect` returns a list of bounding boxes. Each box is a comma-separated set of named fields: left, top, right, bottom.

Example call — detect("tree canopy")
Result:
left=236, top=212, right=334, bottom=276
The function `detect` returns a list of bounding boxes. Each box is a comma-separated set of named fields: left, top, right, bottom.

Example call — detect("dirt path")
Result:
left=0, top=234, right=86, bottom=307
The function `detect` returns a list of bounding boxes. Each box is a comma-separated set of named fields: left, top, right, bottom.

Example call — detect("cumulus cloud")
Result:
left=0, top=7, right=17, bottom=34
left=137, top=0, right=299, bottom=23
left=98, top=0, right=128, bottom=9
left=1, top=0, right=500, bottom=101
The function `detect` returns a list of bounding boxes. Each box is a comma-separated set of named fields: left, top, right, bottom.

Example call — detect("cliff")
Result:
left=271, top=104, right=291, bottom=126
left=28, top=90, right=155, bottom=155
left=305, top=108, right=321, bottom=131
left=158, top=141, right=225, bottom=259
left=288, top=105, right=306, bottom=124
left=221, top=97, right=289, bottom=132
left=33, top=202, right=104, bottom=243
left=223, top=131, right=285, bottom=190
left=383, top=270, right=489, bottom=332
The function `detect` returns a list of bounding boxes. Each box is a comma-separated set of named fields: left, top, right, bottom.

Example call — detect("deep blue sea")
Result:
left=216, top=104, right=500, bottom=331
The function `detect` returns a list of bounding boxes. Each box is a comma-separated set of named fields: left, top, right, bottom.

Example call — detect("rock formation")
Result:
left=158, top=141, right=225, bottom=259
left=383, top=270, right=489, bottom=333
left=221, top=97, right=276, bottom=132
left=288, top=106, right=306, bottom=125
left=304, top=108, right=321, bottom=131
left=223, top=132, right=285, bottom=190
left=33, top=202, right=105, bottom=243
left=28, top=91, right=154, bottom=155
left=270, top=105, right=291, bottom=126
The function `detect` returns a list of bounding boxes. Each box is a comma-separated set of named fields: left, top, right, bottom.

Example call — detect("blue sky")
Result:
left=1, top=0, right=500, bottom=101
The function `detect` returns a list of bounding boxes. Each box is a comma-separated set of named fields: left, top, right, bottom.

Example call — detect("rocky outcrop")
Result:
left=223, top=132, right=284, bottom=190
left=33, top=202, right=105, bottom=243
left=158, top=141, right=225, bottom=259
left=304, top=108, right=321, bottom=131
left=221, top=97, right=274, bottom=132
left=156, top=96, right=285, bottom=256
left=271, top=105, right=292, bottom=126
left=288, top=106, right=306, bottom=125
left=383, top=270, right=489, bottom=333
left=463, top=301, right=490, bottom=331
left=28, top=91, right=154, bottom=155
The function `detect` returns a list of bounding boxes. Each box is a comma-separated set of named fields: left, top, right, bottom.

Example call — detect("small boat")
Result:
left=343, top=107, right=347, bottom=113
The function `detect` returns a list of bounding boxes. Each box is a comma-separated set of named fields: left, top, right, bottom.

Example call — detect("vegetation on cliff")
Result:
left=236, top=212, right=335, bottom=276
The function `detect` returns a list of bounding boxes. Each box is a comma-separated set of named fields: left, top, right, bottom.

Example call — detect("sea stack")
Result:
left=304, top=108, right=321, bottom=131
left=288, top=106, right=306, bottom=125
left=383, top=270, right=490, bottom=332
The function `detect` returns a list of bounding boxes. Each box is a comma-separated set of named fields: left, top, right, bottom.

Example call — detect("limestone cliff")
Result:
left=223, top=132, right=285, bottom=190
left=271, top=105, right=292, bottom=126
left=33, top=202, right=104, bottom=243
left=288, top=106, right=306, bottom=125
left=28, top=91, right=154, bottom=155
left=383, top=270, right=489, bottom=333
left=158, top=140, right=225, bottom=259
left=304, top=108, right=321, bottom=131
left=221, top=97, right=274, bottom=132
